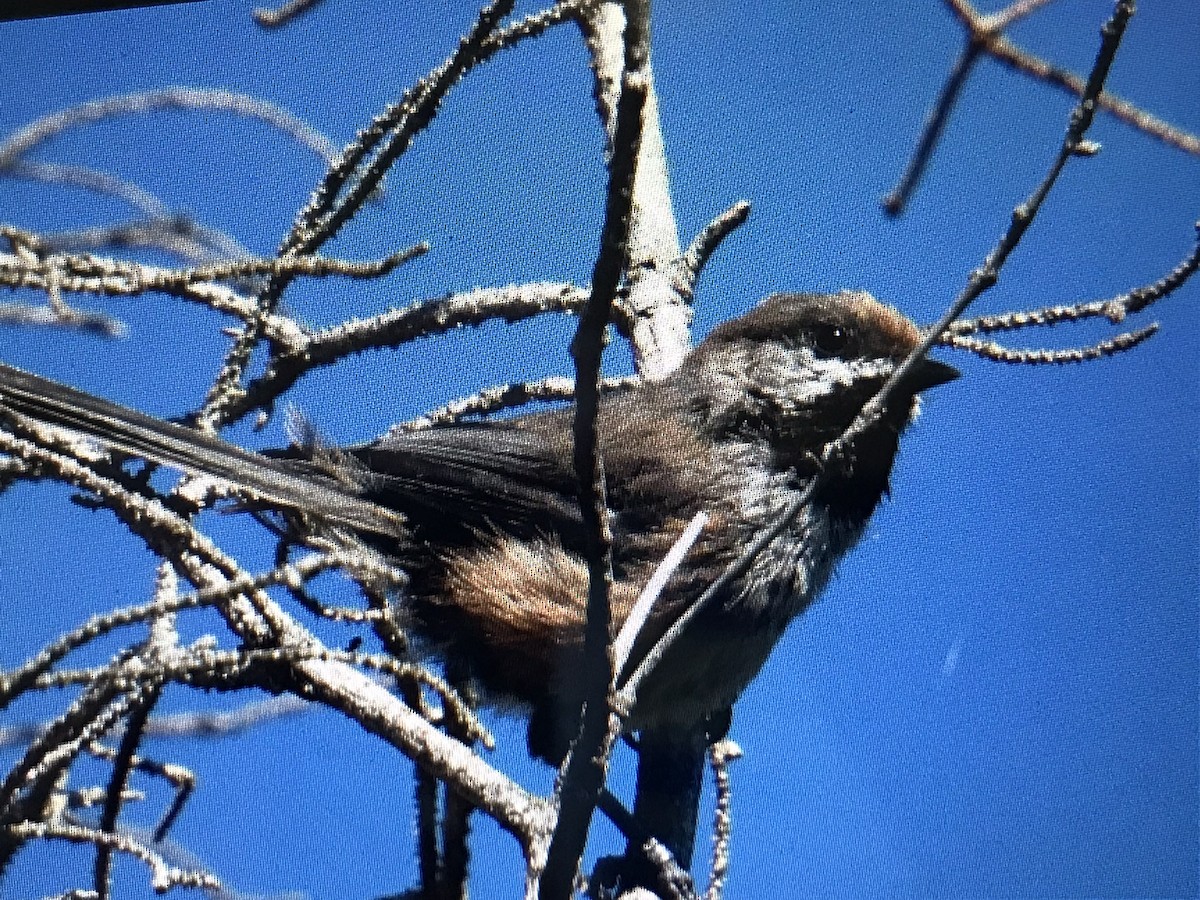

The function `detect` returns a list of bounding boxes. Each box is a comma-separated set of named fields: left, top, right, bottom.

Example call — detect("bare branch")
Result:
left=0, top=87, right=340, bottom=170
left=38, top=645, right=493, bottom=751
left=703, top=740, right=742, bottom=900
left=883, top=40, right=983, bottom=216
left=142, top=242, right=429, bottom=284
left=205, top=0, right=596, bottom=433
left=594, top=789, right=696, bottom=900
left=252, top=0, right=323, bottom=28
left=943, top=325, right=1157, bottom=364
left=6, top=820, right=222, bottom=894
left=985, top=32, right=1200, bottom=156
left=1, top=237, right=427, bottom=301
left=612, top=512, right=708, bottom=682
left=283, top=0, right=517, bottom=259
left=232, top=282, right=588, bottom=419
left=3, top=161, right=170, bottom=218
left=41, top=216, right=251, bottom=266
left=140, top=696, right=310, bottom=740
left=0, top=553, right=365, bottom=710
left=887, top=0, right=1197, bottom=214
left=0, top=684, right=138, bottom=832
left=982, top=0, right=1059, bottom=32
left=676, top=201, right=752, bottom=296
left=0, top=301, right=125, bottom=338
left=0, top=233, right=425, bottom=353
left=398, top=374, right=638, bottom=431
left=1112, top=222, right=1200, bottom=317
left=941, top=220, right=1198, bottom=362
left=0, top=414, right=287, bottom=641
left=293, top=659, right=551, bottom=848
left=94, top=686, right=162, bottom=899
left=413, top=760, right=441, bottom=896
left=578, top=2, right=690, bottom=378
left=85, top=742, right=196, bottom=842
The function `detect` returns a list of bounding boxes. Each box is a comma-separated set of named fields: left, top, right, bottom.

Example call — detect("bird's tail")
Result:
left=0, top=361, right=403, bottom=539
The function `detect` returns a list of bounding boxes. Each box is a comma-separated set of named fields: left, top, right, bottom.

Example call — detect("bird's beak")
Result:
left=905, top=357, right=960, bottom=392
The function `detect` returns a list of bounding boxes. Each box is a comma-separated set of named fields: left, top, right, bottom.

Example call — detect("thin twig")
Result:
left=945, top=218, right=1198, bottom=336
left=209, top=0, right=526, bottom=432
left=0, top=87, right=339, bottom=169
left=612, top=512, right=708, bottom=683
left=942, top=325, right=1157, bottom=363
left=0, top=301, right=125, bottom=338
left=676, top=201, right=752, bottom=296
left=399, top=374, right=638, bottom=431
left=4, top=161, right=170, bottom=218
left=887, top=0, right=1196, bottom=214
left=594, top=789, right=697, bottom=900
left=0, top=684, right=134, bottom=830
left=282, top=0, right=519, bottom=259
left=230, top=283, right=589, bottom=420
left=883, top=40, right=984, bottom=215
left=413, top=758, right=442, bottom=896
left=2, top=240, right=427, bottom=297
left=983, top=0, right=1059, bottom=32
left=703, top=741, right=742, bottom=900
left=41, top=216, right=251, bottom=266
left=85, top=742, right=196, bottom=843
left=145, top=696, right=312, bottom=740
left=6, top=820, right=222, bottom=893
left=2, top=406, right=547, bottom=849
left=252, top=0, right=323, bottom=28
left=94, top=685, right=162, bottom=900
left=33, top=644, right=493, bottom=756
left=986, top=31, right=1200, bottom=156
left=0, top=416, right=289, bottom=641
left=0, top=553, right=360, bottom=710
left=204, top=2, right=602, bottom=435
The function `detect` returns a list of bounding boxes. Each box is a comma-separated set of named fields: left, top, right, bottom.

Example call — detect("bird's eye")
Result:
left=811, top=323, right=850, bottom=358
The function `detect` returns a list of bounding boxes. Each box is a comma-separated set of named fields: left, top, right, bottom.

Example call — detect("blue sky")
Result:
left=0, top=1, right=1197, bottom=897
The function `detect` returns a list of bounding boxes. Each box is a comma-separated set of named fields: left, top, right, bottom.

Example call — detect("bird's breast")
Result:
left=627, top=464, right=859, bottom=730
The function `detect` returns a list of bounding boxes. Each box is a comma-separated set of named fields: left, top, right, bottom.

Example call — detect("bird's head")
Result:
left=675, top=290, right=958, bottom=468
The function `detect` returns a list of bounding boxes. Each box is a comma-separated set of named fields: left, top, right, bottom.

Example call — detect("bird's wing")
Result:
left=347, top=416, right=585, bottom=546
left=351, top=395, right=724, bottom=561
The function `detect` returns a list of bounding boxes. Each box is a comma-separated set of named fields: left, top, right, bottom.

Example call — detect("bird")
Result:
left=0, top=289, right=957, bottom=762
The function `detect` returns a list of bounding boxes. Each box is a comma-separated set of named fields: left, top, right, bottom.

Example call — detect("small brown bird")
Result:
left=0, top=290, right=957, bottom=761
